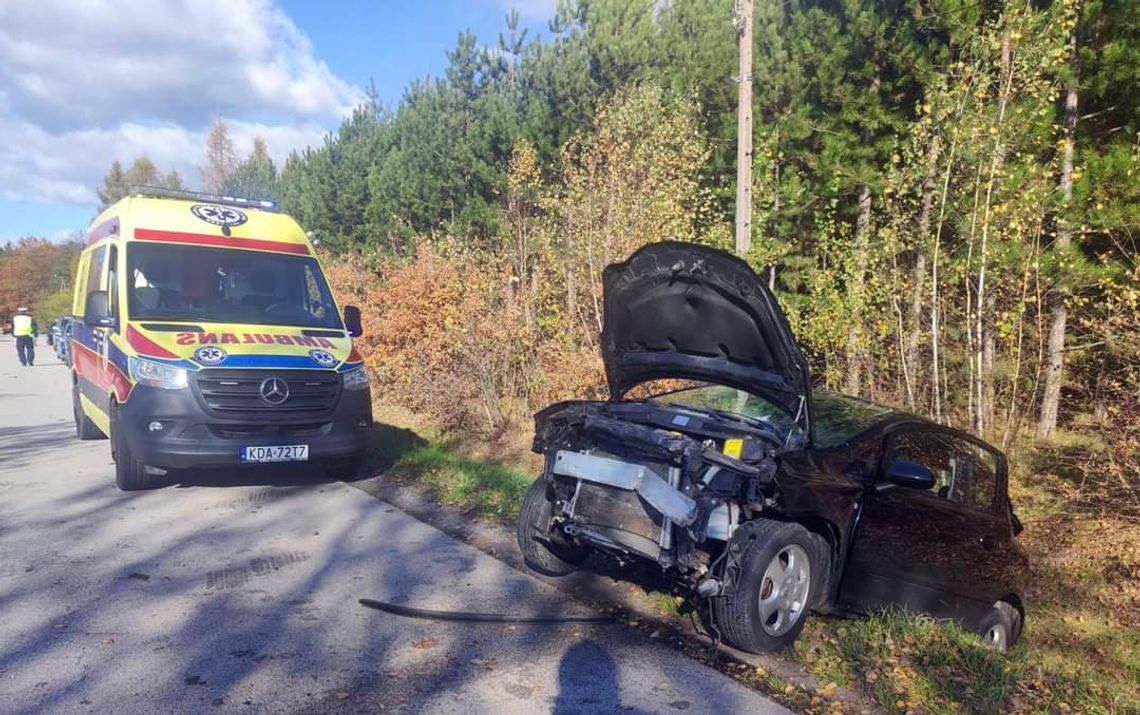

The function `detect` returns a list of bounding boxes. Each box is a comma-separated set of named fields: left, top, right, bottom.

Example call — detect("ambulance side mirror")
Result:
left=344, top=305, right=363, bottom=338
left=84, top=290, right=115, bottom=329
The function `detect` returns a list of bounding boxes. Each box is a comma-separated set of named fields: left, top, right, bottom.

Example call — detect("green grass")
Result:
left=390, top=443, right=533, bottom=521
left=794, top=609, right=1140, bottom=714
left=378, top=432, right=1140, bottom=714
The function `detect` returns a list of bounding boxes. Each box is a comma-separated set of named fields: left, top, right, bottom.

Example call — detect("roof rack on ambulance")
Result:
left=128, top=186, right=280, bottom=212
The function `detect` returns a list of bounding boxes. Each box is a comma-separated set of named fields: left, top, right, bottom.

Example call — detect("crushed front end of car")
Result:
left=517, top=242, right=829, bottom=652
left=531, top=397, right=783, bottom=589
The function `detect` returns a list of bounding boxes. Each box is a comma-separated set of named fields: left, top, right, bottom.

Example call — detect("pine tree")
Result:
left=97, top=156, right=186, bottom=208
left=223, top=136, right=279, bottom=202
left=97, top=161, right=128, bottom=208
left=202, top=118, right=239, bottom=194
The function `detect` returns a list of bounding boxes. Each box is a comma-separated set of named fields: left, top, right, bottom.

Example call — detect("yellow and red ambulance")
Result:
left=71, top=187, right=371, bottom=490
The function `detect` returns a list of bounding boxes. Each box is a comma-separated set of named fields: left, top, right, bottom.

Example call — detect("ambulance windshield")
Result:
left=126, top=243, right=344, bottom=329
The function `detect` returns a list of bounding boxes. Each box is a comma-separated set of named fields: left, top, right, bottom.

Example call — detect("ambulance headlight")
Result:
left=342, top=365, right=369, bottom=391
left=130, top=357, right=190, bottom=390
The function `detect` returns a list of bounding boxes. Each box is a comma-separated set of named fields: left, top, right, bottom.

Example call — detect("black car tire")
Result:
left=712, top=519, right=819, bottom=653
left=73, top=382, right=105, bottom=441
left=976, top=601, right=1022, bottom=652
left=516, top=477, right=589, bottom=576
left=111, top=403, right=151, bottom=491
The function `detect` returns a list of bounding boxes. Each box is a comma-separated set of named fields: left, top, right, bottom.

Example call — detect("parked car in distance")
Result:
left=52, top=317, right=73, bottom=364
left=2, top=319, right=11, bottom=335
left=518, top=242, right=1030, bottom=654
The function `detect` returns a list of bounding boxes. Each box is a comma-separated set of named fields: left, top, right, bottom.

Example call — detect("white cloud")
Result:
left=0, top=0, right=363, bottom=131
left=0, top=0, right=361, bottom=208
left=0, top=113, right=328, bottom=205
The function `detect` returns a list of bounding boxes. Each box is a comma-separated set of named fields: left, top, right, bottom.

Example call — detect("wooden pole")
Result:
left=735, top=0, right=754, bottom=257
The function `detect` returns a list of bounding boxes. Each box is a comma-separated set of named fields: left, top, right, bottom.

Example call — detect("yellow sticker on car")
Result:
left=723, top=438, right=743, bottom=459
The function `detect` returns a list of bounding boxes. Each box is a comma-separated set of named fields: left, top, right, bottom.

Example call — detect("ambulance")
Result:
left=71, top=187, right=372, bottom=490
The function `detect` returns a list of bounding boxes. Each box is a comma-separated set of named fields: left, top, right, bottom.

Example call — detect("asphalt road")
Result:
left=0, top=335, right=788, bottom=715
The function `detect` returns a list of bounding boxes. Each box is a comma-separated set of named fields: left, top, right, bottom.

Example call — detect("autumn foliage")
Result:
left=0, top=237, right=82, bottom=320
left=328, top=85, right=713, bottom=432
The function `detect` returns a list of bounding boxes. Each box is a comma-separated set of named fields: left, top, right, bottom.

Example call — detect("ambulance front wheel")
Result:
left=111, top=401, right=154, bottom=491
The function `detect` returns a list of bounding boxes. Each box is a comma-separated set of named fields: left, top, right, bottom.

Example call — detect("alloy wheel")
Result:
left=758, top=544, right=811, bottom=636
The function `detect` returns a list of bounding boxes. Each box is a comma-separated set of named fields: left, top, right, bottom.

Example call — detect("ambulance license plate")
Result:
left=241, top=445, right=309, bottom=463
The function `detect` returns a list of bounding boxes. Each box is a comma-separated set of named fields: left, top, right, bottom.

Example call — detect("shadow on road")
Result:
left=554, top=640, right=651, bottom=715
left=1, top=414, right=620, bottom=713
left=0, top=421, right=80, bottom=471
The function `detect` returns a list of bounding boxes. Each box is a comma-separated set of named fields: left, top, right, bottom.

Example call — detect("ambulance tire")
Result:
left=73, top=381, right=105, bottom=441
left=111, top=402, right=152, bottom=491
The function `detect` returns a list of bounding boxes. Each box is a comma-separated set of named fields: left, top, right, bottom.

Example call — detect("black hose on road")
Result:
left=358, top=598, right=617, bottom=624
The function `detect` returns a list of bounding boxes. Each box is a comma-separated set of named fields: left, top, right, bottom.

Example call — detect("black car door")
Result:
left=839, top=426, right=1010, bottom=625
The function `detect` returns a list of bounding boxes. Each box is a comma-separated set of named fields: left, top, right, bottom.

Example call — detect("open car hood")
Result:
left=601, top=242, right=813, bottom=432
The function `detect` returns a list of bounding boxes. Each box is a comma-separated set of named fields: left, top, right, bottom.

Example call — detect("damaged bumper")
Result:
left=534, top=399, right=779, bottom=577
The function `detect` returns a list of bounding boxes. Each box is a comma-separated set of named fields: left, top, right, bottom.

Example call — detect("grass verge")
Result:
left=387, top=443, right=533, bottom=521
left=375, top=422, right=1140, bottom=714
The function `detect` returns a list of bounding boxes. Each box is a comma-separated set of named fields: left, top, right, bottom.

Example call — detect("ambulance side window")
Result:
left=83, top=246, right=107, bottom=317
left=73, top=254, right=91, bottom=315
left=107, top=246, right=120, bottom=328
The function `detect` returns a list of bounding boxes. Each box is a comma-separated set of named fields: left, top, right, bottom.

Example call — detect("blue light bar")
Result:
left=129, top=185, right=280, bottom=212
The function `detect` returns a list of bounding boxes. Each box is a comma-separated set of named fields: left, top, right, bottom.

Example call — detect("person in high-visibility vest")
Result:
left=12, top=307, right=38, bottom=367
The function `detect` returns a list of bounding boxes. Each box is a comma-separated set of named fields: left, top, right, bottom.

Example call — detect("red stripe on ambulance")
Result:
left=134, top=228, right=311, bottom=255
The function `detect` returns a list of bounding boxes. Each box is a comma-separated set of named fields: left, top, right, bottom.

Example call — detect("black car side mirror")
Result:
left=344, top=305, right=363, bottom=338
left=84, top=290, right=115, bottom=329
left=883, top=460, right=936, bottom=491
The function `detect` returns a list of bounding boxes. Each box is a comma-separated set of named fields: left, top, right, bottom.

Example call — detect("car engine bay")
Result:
left=532, top=398, right=789, bottom=590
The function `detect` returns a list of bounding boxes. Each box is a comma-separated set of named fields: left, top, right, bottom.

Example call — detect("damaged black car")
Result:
left=517, top=242, right=1030, bottom=654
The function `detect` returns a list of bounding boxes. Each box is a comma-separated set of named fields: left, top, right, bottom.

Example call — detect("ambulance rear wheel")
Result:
left=111, top=402, right=152, bottom=491
left=73, top=381, right=105, bottom=441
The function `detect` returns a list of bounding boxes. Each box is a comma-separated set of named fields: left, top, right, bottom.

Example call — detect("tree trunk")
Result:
left=1038, top=30, right=1079, bottom=439
left=974, top=30, right=1014, bottom=436
left=845, top=182, right=872, bottom=396
left=906, top=137, right=940, bottom=409
left=982, top=290, right=996, bottom=436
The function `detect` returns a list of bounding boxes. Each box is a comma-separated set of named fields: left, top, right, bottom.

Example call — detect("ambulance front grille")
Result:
left=195, top=369, right=341, bottom=416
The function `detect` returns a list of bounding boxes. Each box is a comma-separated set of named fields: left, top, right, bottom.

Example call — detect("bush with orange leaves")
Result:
left=325, top=244, right=607, bottom=433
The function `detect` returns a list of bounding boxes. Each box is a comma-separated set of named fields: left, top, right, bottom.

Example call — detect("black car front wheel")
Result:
left=516, top=477, right=589, bottom=576
left=712, top=519, right=819, bottom=653
left=977, top=601, right=1022, bottom=651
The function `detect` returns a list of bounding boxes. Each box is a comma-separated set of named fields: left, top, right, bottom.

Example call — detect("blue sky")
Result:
left=0, top=0, right=554, bottom=243
left=281, top=1, right=553, bottom=101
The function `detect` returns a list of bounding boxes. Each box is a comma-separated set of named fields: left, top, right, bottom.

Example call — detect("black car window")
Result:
left=649, top=384, right=799, bottom=438
left=812, top=391, right=894, bottom=448
left=887, top=430, right=998, bottom=511
left=943, top=435, right=999, bottom=511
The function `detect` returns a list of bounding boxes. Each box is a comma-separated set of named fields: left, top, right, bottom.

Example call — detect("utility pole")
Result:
left=734, top=0, right=754, bottom=257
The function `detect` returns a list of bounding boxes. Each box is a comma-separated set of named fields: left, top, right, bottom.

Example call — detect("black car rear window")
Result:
left=812, top=391, right=894, bottom=448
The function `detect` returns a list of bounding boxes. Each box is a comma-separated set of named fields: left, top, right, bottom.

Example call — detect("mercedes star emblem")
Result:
left=258, top=377, right=290, bottom=405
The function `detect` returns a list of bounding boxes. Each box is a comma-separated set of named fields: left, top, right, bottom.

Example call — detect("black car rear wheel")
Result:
left=516, top=477, right=589, bottom=576
left=712, top=519, right=819, bottom=653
